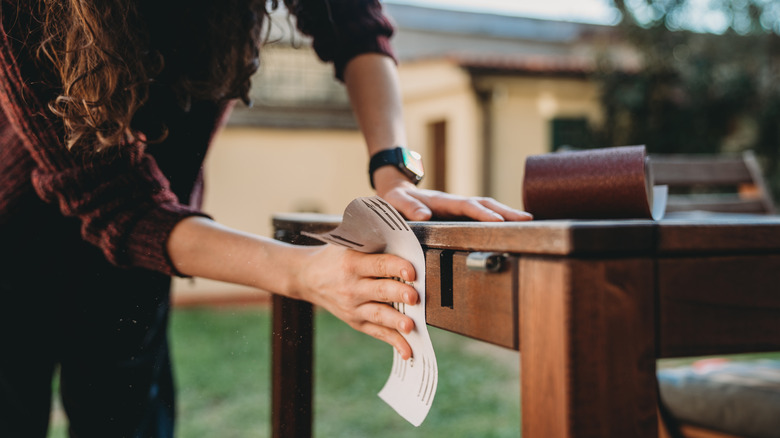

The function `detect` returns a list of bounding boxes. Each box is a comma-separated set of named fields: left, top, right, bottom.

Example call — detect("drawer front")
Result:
left=425, top=249, right=518, bottom=350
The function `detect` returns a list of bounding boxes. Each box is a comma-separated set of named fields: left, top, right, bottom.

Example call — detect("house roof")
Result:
left=383, top=3, right=609, bottom=43
left=451, top=54, right=596, bottom=76
left=382, top=3, right=619, bottom=71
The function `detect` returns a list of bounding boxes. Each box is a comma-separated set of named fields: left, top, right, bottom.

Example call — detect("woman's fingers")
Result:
left=353, top=276, right=418, bottom=306
left=299, top=243, right=422, bottom=359
left=350, top=251, right=416, bottom=284
left=354, top=301, right=416, bottom=360
left=403, top=189, right=532, bottom=222
left=345, top=255, right=419, bottom=358
left=476, top=197, right=534, bottom=221
left=381, top=186, right=433, bottom=221
left=406, top=190, right=493, bottom=221
left=360, top=321, right=414, bottom=359
left=355, top=301, right=414, bottom=334
left=346, top=297, right=415, bottom=360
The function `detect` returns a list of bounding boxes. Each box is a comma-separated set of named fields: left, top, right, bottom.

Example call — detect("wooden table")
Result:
left=270, top=213, right=780, bottom=438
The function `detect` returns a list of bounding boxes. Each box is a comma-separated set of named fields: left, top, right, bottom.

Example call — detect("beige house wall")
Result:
left=477, top=75, right=602, bottom=209
left=173, top=62, right=602, bottom=297
left=398, top=60, right=482, bottom=197
left=173, top=127, right=370, bottom=297
left=200, top=127, right=370, bottom=234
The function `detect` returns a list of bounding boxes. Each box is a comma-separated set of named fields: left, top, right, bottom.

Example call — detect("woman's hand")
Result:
left=294, top=243, right=420, bottom=359
left=373, top=166, right=533, bottom=222
left=167, top=217, right=419, bottom=358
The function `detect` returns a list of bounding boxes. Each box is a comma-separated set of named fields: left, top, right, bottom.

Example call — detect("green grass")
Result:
left=47, top=306, right=780, bottom=437
left=47, top=306, right=520, bottom=437
left=171, top=307, right=273, bottom=438
left=170, top=306, right=521, bottom=438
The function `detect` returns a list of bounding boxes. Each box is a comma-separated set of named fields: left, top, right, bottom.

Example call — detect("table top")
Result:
left=272, top=211, right=780, bottom=256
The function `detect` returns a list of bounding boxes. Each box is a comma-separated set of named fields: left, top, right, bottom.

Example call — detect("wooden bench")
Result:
left=649, top=151, right=779, bottom=438
left=649, top=150, right=775, bottom=214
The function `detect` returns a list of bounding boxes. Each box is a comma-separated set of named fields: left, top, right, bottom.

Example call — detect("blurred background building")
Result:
left=173, top=3, right=628, bottom=298
left=172, top=1, right=780, bottom=299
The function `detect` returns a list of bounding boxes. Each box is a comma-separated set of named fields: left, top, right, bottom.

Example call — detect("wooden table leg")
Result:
left=519, top=257, right=658, bottom=438
left=271, top=294, right=313, bottom=438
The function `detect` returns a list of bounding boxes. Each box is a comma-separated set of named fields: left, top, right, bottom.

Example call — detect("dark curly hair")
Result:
left=37, top=0, right=283, bottom=151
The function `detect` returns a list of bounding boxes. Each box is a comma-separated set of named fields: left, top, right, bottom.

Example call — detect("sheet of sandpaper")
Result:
left=303, top=196, right=437, bottom=427
left=523, top=145, right=667, bottom=220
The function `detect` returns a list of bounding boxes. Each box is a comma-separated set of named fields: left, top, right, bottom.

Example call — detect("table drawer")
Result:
left=425, top=249, right=518, bottom=350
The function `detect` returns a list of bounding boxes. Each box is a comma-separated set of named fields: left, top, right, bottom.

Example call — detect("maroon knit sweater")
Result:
left=0, top=1, right=394, bottom=276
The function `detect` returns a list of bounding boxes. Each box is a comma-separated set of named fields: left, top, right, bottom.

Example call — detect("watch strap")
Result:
left=368, top=147, right=423, bottom=189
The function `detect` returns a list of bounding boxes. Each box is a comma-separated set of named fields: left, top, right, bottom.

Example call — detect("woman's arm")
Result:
left=343, top=53, right=533, bottom=222
left=166, top=216, right=419, bottom=359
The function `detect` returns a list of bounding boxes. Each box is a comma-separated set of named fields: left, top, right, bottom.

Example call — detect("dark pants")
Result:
left=0, top=201, right=175, bottom=438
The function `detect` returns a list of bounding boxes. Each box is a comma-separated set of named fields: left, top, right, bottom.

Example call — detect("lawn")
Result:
left=170, top=306, right=521, bottom=438
left=48, top=306, right=521, bottom=437
left=47, top=306, right=780, bottom=437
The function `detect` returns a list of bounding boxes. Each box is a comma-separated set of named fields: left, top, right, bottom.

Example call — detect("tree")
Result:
left=593, top=0, right=780, bottom=198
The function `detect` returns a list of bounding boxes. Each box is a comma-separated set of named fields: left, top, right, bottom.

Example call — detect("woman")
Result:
left=0, top=0, right=530, bottom=436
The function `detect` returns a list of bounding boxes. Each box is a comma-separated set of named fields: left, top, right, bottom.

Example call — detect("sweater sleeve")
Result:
left=285, top=0, right=396, bottom=81
left=0, top=10, right=206, bottom=276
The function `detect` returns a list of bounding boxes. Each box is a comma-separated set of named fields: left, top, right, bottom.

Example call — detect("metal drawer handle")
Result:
left=466, top=252, right=507, bottom=272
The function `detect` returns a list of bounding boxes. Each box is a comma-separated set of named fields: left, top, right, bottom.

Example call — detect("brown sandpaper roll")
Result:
left=522, top=145, right=656, bottom=220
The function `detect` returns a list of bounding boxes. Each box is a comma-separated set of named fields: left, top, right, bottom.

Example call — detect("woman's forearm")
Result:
left=343, top=53, right=426, bottom=197
left=165, top=215, right=420, bottom=359
left=166, top=216, right=306, bottom=299
left=343, top=53, right=406, bottom=157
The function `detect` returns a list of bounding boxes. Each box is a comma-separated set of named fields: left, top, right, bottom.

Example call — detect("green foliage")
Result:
left=594, top=0, right=780, bottom=198
left=614, top=0, right=780, bottom=34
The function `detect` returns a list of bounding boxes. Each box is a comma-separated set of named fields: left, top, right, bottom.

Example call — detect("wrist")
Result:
left=278, top=244, right=320, bottom=301
left=368, top=146, right=424, bottom=190
left=372, top=165, right=418, bottom=196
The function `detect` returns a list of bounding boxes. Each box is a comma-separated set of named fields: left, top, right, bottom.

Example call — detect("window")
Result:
left=229, top=44, right=357, bottom=129
left=550, top=117, right=591, bottom=152
left=250, top=44, right=349, bottom=108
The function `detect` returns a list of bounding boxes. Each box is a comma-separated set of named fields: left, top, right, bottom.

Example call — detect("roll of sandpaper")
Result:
left=522, top=145, right=667, bottom=220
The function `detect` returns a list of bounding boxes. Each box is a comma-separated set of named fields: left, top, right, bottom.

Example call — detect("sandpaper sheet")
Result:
left=523, top=145, right=667, bottom=220
left=303, top=196, right=437, bottom=427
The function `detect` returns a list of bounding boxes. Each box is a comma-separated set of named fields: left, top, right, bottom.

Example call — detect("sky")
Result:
left=384, top=0, right=780, bottom=34
left=384, top=0, right=621, bottom=25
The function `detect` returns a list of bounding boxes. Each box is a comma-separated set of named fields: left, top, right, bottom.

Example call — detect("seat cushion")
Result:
left=657, top=359, right=780, bottom=438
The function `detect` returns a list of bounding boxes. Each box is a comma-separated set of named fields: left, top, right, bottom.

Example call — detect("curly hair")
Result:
left=37, top=0, right=279, bottom=151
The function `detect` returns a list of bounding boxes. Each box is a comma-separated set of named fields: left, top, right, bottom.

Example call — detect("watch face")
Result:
left=401, top=148, right=425, bottom=180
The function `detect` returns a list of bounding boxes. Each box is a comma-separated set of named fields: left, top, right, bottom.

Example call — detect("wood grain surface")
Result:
left=520, top=257, right=657, bottom=438
left=658, top=255, right=780, bottom=357
left=425, top=250, right=518, bottom=349
left=271, top=212, right=780, bottom=438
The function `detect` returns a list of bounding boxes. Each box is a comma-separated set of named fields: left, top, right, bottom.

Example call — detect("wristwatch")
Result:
left=368, top=146, right=424, bottom=189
